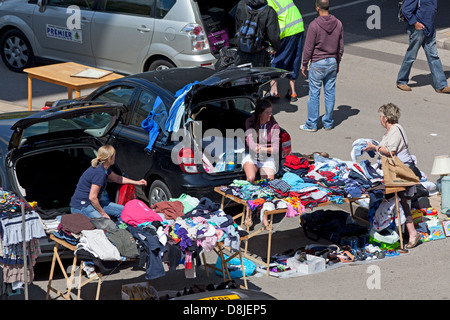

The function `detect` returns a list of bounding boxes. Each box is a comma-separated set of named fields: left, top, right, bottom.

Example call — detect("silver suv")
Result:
left=0, top=0, right=237, bottom=74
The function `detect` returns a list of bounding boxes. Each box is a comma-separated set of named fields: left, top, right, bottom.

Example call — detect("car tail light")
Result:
left=280, top=131, right=291, bottom=158
left=178, top=148, right=199, bottom=174
left=181, top=24, right=210, bottom=52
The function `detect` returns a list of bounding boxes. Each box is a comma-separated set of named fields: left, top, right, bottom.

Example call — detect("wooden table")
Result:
left=24, top=62, right=124, bottom=111
left=214, top=187, right=366, bottom=276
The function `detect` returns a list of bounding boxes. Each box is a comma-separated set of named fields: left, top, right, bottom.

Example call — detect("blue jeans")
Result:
left=397, top=25, right=448, bottom=90
left=305, top=57, right=337, bottom=130
left=71, top=193, right=124, bottom=219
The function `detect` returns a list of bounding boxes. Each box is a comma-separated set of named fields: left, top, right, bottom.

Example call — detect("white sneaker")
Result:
left=299, top=124, right=317, bottom=132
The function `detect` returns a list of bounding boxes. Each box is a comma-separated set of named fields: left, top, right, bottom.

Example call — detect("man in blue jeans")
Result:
left=397, top=0, right=450, bottom=93
left=300, top=0, right=344, bottom=132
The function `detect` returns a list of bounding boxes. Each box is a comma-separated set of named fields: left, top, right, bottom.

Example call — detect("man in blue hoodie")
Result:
left=397, top=0, right=450, bottom=93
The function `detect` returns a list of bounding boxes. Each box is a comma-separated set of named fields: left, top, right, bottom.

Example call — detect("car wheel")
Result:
left=148, top=59, right=176, bottom=71
left=148, top=180, right=172, bottom=206
left=0, top=29, right=35, bottom=72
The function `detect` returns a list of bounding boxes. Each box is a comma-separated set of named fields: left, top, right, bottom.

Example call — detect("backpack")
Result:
left=236, top=5, right=267, bottom=53
left=398, top=0, right=420, bottom=23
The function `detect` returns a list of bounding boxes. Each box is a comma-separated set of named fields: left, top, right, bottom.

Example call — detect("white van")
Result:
left=0, top=0, right=238, bottom=74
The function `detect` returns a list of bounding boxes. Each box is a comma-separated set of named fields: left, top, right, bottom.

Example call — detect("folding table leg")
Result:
left=46, top=243, right=59, bottom=300
left=395, top=192, right=404, bottom=249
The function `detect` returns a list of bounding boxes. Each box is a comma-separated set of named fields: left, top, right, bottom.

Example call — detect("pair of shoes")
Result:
left=405, top=233, right=421, bottom=249
left=436, top=86, right=450, bottom=93
left=324, top=126, right=333, bottom=131
left=285, top=91, right=298, bottom=102
left=299, top=124, right=317, bottom=132
left=396, top=83, right=412, bottom=91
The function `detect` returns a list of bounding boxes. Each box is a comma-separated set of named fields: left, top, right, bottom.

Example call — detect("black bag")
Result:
left=398, top=0, right=420, bottom=23
left=215, top=47, right=237, bottom=71
left=300, top=210, right=367, bottom=244
left=236, top=5, right=267, bottom=53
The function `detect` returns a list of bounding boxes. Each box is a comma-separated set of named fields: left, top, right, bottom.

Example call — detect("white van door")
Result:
left=91, top=1, right=155, bottom=74
left=32, top=1, right=95, bottom=65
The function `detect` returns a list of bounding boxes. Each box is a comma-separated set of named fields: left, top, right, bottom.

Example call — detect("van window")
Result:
left=47, top=0, right=95, bottom=10
left=155, top=0, right=176, bottom=19
left=103, top=0, right=154, bottom=16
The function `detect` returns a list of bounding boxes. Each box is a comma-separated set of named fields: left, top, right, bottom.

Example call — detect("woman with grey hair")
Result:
left=364, top=103, right=421, bottom=249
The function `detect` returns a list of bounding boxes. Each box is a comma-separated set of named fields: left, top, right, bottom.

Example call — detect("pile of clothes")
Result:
left=219, top=153, right=387, bottom=225
left=47, top=195, right=245, bottom=281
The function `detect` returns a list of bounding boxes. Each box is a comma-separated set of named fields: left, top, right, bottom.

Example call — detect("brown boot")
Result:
left=396, top=84, right=412, bottom=91
left=436, top=86, right=450, bottom=93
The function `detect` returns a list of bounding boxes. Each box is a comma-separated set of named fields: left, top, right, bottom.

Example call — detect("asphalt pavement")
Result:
left=2, top=0, right=450, bottom=303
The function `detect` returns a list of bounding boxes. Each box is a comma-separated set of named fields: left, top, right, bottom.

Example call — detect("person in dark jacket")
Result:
left=234, top=0, right=280, bottom=67
left=300, top=0, right=344, bottom=132
left=397, top=0, right=450, bottom=93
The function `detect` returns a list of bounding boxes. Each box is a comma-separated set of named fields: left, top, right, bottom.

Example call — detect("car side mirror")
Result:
left=37, top=0, right=47, bottom=12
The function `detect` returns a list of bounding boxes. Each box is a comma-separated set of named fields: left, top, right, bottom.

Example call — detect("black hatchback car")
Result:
left=52, top=66, right=292, bottom=205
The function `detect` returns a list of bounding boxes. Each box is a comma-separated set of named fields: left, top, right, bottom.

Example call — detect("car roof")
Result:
left=122, top=67, right=216, bottom=96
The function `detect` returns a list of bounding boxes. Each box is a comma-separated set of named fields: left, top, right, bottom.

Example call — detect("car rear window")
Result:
left=22, top=111, right=118, bottom=139
left=155, top=0, right=176, bottom=18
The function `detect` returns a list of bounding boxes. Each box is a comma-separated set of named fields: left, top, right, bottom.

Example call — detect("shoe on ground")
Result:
left=404, top=233, right=421, bottom=249
left=299, top=124, right=317, bottom=132
left=324, top=126, right=333, bottom=131
left=436, top=86, right=450, bottom=93
left=285, top=92, right=298, bottom=102
left=396, top=84, right=412, bottom=91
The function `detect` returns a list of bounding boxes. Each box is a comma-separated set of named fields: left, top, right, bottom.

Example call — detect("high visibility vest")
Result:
left=267, top=0, right=304, bottom=39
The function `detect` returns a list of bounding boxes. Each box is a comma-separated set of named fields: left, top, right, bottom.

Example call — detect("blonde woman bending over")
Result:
left=70, top=145, right=147, bottom=219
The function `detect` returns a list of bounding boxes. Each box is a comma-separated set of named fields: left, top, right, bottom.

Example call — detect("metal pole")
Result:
left=21, top=202, right=28, bottom=300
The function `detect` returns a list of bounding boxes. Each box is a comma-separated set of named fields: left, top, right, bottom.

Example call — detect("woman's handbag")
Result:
left=380, top=148, right=420, bottom=187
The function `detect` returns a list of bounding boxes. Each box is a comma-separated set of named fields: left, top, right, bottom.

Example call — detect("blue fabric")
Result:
left=305, top=57, right=337, bottom=130
left=165, top=81, right=199, bottom=132
left=351, top=138, right=378, bottom=163
left=397, top=24, right=447, bottom=90
left=401, top=0, right=437, bottom=37
left=141, top=96, right=168, bottom=151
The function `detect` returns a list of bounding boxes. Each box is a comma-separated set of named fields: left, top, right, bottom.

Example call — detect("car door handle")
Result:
left=81, top=17, right=90, bottom=25
left=137, top=25, right=151, bottom=33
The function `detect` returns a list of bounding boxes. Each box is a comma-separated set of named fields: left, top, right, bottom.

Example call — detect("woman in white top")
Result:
left=364, top=103, right=421, bottom=249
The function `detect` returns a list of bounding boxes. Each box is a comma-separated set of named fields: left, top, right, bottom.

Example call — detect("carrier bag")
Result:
left=208, top=29, right=230, bottom=54
left=117, top=184, right=137, bottom=205
left=381, top=149, right=420, bottom=187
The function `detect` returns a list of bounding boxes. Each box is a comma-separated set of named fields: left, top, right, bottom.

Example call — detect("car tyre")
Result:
left=148, top=59, right=175, bottom=71
left=0, top=29, right=35, bottom=72
left=148, top=180, right=172, bottom=206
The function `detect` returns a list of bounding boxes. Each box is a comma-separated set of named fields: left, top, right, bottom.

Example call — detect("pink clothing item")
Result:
left=121, top=199, right=163, bottom=227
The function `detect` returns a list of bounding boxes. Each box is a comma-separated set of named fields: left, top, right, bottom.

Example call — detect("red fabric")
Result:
left=117, top=184, right=136, bottom=205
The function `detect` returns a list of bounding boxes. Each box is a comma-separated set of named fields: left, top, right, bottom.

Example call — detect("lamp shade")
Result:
left=431, top=155, right=450, bottom=175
